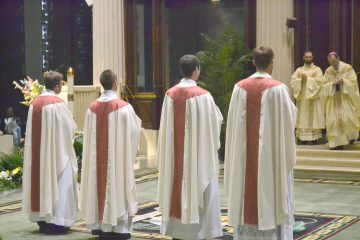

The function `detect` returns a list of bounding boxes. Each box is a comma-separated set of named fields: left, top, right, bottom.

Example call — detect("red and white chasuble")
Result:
left=80, top=90, right=141, bottom=233
left=157, top=79, right=223, bottom=239
left=225, top=72, right=297, bottom=240
left=22, top=91, right=79, bottom=227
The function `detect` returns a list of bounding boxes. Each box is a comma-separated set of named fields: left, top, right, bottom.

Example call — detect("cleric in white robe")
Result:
left=22, top=71, right=79, bottom=234
left=80, top=69, right=141, bottom=240
left=157, top=55, right=223, bottom=240
left=225, top=47, right=297, bottom=240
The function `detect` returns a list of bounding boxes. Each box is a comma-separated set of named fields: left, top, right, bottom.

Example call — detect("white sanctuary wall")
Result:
left=256, top=0, right=295, bottom=88
left=90, top=0, right=126, bottom=88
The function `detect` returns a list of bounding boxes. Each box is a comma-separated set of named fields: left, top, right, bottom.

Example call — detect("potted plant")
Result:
left=197, top=29, right=252, bottom=159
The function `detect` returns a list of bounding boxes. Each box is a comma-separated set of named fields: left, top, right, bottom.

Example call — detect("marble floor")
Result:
left=0, top=170, right=359, bottom=240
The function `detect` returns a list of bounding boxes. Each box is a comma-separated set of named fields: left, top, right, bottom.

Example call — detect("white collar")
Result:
left=98, top=90, right=118, bottom=102
left=177, top=78, right=197, bottom=87
left=41, top=89, right=56, bottom=96
left=250, top=72, right=273, bottom=79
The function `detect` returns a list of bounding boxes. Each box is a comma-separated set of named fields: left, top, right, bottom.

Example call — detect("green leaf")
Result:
left=196, top=28, right=251, bottom=159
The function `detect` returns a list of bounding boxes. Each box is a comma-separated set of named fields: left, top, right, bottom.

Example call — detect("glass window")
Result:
left=135, top=0, right=153, bottom=92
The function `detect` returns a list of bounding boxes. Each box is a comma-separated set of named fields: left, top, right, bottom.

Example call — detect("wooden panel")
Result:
left=294, top=0, right=307, bottom=68
left=244, top=0, right=256, bottom=51
left=124, top=0, right=165, bottom=130
left=152, top=0, right=165, bottom=129
left=129, top=97, right=157, bottom=129
left=124, top=0, right=137, bottom=93
left=329, top=0, right=352, bottom=62
left=329, top=0, right=340, bottom=53
left=353, top=0, right=360, bottom=73
left=294, top=0, right=330, bottom=71
left=309, top=0, right=330, bottom=71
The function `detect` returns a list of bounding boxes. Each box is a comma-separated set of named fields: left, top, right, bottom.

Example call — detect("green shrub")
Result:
left=197, top=29, right=251, bottom=159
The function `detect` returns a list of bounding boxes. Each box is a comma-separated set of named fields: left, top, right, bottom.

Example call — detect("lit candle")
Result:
left=67, top=67, right=74, bottom=114
left=67, top=67, right=74, bottom=95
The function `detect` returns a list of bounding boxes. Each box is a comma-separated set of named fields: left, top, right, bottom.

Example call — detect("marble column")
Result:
left=256, top=0, right=295, bottom=87
left=87, top=0, right=126, bottom=87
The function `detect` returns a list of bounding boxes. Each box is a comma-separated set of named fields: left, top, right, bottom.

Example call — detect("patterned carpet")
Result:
left=72, top=201, right=360, bottom=240
left=1, top=170, right=360, bottom=240
left=0, top=170, right=159, bottom=216
left=1, top=170, right=360, bottom=216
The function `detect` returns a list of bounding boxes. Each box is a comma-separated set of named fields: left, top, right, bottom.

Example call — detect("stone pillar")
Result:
left=256, top=0, right=294, bottom=87
left=90, top=0, right=126, bottom=87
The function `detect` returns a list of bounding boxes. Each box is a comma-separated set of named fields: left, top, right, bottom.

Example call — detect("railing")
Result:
left=65, top=85, right=159, bottom=162
left=73, top=86, right=101, bottom=130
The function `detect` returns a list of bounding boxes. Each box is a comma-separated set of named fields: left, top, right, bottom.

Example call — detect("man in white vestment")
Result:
left=22, top=71, right=79, bottom=234
left=225, top=46, right=297, bottom=240
left=291, top=51, right=325, bottom=144
left=157, top=55, right=223, bottom=239
left=323, top=52, right=360, bottom=150
left=80, top=70, right=141, bottom=240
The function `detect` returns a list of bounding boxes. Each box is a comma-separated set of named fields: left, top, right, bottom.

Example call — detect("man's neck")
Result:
left=257, top=70, right=271, bottom=75
left=304, top=63, right=313, bottom=68
left=185, top=77, right=197, bottom=82
left=45, top=89, right=56, bottom=95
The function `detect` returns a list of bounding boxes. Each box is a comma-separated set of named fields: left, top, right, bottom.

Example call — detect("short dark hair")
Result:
left=100, top=69, right=117, bottom=90
left=43, top=71, right=63, bottom=90
left=179, top=55, right=200, bottom=78
left=6, top=107, right=14, bottom=118
left=252, top=46, right=274, bottom=70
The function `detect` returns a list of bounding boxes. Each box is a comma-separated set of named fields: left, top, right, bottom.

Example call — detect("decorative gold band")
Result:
left=123, top=93, right=158, bottom=99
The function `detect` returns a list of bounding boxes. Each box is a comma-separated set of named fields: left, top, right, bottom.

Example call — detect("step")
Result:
left=296, top=149, right=360, bottom=159
left=294, top=165, right=360, bottom=173
left=296, top=157, right=360, bottom=168
left=294, top=165, right=360, bottom=180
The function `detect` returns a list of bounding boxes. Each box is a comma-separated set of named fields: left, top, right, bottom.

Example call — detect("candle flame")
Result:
left=67, top=67, right=74, bottom=76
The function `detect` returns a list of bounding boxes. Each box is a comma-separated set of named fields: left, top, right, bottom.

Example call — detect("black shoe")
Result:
left=99, top=232, right=112, bottom=240
left=349, top=139, right=355, bottom=144
left=100, top=232, right=131, bottom=240
left=37, top=221, right=46, bottom=233
left=113, top=232, right=131, bottom=240
left=44, top=223, right=69, bottom=235
left=298, top=140, right=306, bottom=145
left=92, top=229, right=102, bottom=235
left=330, top=146, right=344, bottom=150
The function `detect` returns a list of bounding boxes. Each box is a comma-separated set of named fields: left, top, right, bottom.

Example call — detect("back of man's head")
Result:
left=44, top=71, right=63, bottom=90
left=179, top=55, right=200, bottom=78
left=100, top=69, right=117, bottom=90
left=252, top=46, right=274, bottom=71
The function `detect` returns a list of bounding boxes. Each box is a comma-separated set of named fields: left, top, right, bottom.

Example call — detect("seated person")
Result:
left=5, top=107, right=21, bottom=148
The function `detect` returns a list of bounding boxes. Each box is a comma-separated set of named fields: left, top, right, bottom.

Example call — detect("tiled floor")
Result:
left=0, top=173, right=359, bottom=240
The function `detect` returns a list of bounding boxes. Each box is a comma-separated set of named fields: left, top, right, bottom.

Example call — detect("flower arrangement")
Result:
left=13, top=77, right=45, bottom=106
left=0, top=149, right=23, bottom=191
